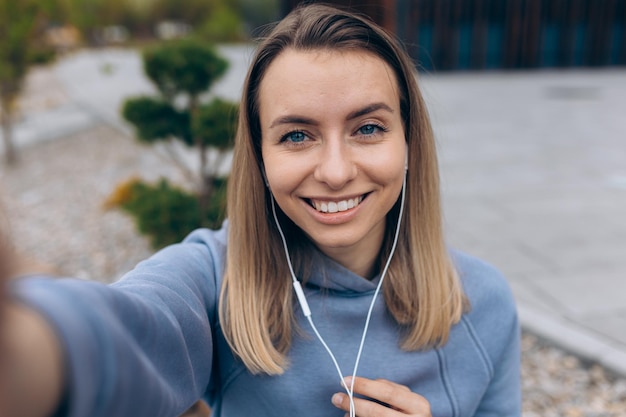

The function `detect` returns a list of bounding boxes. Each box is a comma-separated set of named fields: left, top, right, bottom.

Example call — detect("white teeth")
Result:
left=312, top=196, right=363, bottom=213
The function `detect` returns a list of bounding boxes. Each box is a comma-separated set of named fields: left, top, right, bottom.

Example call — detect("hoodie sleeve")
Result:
left=11, top=238, right=220, bottom=417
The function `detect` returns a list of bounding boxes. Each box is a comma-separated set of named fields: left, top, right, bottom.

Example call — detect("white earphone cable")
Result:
left=349, top=173, right=406, bottom=403
left=269, top=172, right=406, bottom=417
left=270, top=195, right=355, bottom=411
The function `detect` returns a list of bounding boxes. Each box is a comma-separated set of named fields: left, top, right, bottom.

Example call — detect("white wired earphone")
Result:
left=267, top=154, right=408, bottom=417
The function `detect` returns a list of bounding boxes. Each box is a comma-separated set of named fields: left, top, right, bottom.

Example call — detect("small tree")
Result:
left=0, top=0, right=49, bottom=165
left=120, top=39, right=238, bottom=246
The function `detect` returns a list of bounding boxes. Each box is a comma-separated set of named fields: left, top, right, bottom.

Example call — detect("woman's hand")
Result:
left=1, top=301, right=65, bottom=417
left=0, top=238, right=64, bottom=417
left=331, top=376, right=431, bottom=417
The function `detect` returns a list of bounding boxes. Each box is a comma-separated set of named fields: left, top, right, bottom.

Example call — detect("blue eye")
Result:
left=283, top=131, right=306, bottom=143
left=358, top=124, right=381, bottom=135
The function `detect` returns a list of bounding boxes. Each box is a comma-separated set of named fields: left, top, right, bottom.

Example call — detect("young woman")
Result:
left=5, top=4, right=520, bottom=417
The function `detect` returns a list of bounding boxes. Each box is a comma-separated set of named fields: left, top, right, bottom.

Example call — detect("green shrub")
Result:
left=193, top=98, right=238, bottom=150
left=118, top=40, right=236, bottom=247
left=122, top=96, right=192, bottom=145
left=115, top=178, right=227, bottom=249
left=142, top=39, right=229, bottom=99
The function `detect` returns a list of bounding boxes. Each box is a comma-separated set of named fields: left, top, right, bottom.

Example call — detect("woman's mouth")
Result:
left=308, top=195, right=365, bottom=213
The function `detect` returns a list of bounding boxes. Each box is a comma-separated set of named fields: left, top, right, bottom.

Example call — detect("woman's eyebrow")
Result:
left=346, top=102, right=394, bottom=120
left=269, top=115, right=317, bottom=129
left=268, top=102, right=394, bottom=129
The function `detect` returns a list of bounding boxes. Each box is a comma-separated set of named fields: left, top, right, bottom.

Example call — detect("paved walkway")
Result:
left=428, top=69, right=626, bottom=376
left=2, top=47, right=626, bottom=376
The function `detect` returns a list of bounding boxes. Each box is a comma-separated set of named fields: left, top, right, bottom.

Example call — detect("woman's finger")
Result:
left=337, top=376, right=431, bottom=416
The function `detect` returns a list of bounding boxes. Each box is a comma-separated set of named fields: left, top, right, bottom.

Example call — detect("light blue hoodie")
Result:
left=14, top=224, right=520, bottom=417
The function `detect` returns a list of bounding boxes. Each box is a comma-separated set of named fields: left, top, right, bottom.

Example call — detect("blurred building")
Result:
left=281, top=0, right=626, bottom=71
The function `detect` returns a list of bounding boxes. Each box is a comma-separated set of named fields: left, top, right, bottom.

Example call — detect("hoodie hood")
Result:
left=303, top=248, right=381, bottom=295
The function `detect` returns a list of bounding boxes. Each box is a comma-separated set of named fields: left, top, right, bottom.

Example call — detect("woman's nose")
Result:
left=313, top=139, right=357, bottom=190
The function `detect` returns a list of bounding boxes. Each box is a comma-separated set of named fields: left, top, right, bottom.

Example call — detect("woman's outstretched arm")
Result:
left=0, top=231, right=221, bottom=417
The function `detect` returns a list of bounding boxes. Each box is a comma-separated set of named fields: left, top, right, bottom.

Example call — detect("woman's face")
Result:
left=259, top=49, right=407, bottom=276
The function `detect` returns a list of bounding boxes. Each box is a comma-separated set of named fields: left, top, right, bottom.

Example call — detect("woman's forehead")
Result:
left=257, top=49, right=401, bottom=122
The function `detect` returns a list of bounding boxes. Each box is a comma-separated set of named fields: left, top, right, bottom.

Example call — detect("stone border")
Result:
left=519, top=302, right=626, bottom=378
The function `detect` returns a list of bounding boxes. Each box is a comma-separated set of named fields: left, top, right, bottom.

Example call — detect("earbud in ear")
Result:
left=262, top=171, right=270, bottom=188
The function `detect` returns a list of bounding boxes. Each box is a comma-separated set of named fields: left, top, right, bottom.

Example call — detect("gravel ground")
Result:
left=0, top=125, right=181, bottom=281
left=2, top=124, right=626, bottom=415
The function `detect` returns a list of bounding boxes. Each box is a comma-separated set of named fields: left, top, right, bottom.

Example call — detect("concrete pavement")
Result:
left=429, top=69, right=626, bottom=376
left=2, top=46, right=626, bottom=376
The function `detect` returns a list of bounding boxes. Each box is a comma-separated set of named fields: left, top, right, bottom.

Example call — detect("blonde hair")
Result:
left=220, top=3, right=467, bottom=375
left=0, top=203, right=13, bottom=282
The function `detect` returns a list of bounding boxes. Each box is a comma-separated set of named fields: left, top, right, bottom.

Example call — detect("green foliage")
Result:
left=196, top=3, right=244, bottom=42
left=119, top=179, right=200, bottom=248
left=28, top=46, right=57, bottom=66
left=64, top=0, right=102, bottom=36
left=151, top=0, right=216, bottom=27
left=32, top=0, right=278, bottom=45
left=0, top=0, right=40, bottom=92
left=29, top=0, right=279, bottom=45
left=0, top=0, right=54, bottom=164
left=193, top=98, right=238, bottom=149
left=116, top=178, right=227, bottom=248
left=63, top=0, right=134, bottom=43
left=143, top=39, right=229, bottom=99
left=38, top=0, right=69, bottom=23
left=122, top=96, right=192, bottom=145
left=205, top=177, right=228, bottom=228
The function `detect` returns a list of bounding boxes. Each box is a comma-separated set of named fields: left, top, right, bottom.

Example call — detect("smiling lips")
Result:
left=309, top=196, right=365, bottom=213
